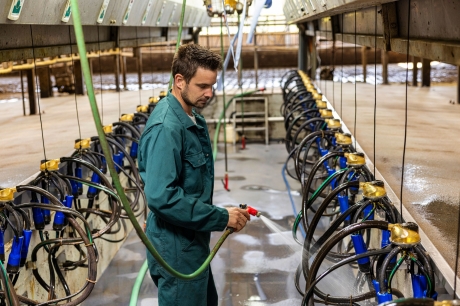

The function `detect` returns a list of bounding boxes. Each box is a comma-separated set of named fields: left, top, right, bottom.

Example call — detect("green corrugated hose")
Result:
left=70, top=0, right=232, bottom=286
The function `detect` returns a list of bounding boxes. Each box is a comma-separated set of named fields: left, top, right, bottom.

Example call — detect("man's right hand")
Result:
left=225, top=207, right=251, bottom=232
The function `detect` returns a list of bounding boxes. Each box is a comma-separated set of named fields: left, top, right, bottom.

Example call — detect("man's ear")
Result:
left=174, top=74, right=185, bottom=90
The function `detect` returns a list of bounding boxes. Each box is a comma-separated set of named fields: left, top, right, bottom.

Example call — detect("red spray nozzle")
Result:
left=240, top=204, right=261, bottom=217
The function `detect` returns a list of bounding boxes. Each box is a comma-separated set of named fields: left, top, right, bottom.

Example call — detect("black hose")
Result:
left=305, top=220, right=390, bottom=306
left=378, top=246, right=403, bottom=293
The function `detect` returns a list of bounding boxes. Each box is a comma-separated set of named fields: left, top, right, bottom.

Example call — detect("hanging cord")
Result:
left=29, top=25, right=48, bottom=162
left=68, top=26, right=82, bottom=143
left=220, top=15, right=230, bottom=191
left=168, top=0, right=187, bottom=89
left=136, top=27, right=142, bottom=103
left=353, top=10, right=357, bottom=148
left=96, top=25, right=104, bottom=123
left=325, top=18, right=328, bottom=97
left=149, top=27, right=154, bottom=97
left=399, top=0, right=411, bottom=219
left=454, top=192, right=460, bottom=299
left=373, top=6, right=377, bottom=176
left=332, top=18, right=335, bottom=110
left=340, top=15, right=343, bottom=118
left=238, top=13, right=246, bottom=149
left=118, top=62, right=121, bottom=118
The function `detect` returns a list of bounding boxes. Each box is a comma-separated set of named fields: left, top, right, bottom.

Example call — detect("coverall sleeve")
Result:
left=139, top=124, right=229, bottom=232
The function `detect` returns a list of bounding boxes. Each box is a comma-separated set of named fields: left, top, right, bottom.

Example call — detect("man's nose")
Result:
left=204, top=87, right=213, bottom=99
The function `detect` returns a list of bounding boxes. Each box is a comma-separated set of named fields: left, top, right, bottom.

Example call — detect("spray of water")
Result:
left=259, top=215, right=302, bottom=253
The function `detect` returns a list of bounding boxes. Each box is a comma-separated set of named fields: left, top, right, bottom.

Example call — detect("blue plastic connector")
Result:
left=75, top=166, right=83, bottom=195
left=351, top=233, right=370, bottom=272
left=53, top=201, right=66, bottom=231
left=130, top=142, right=138, bottom=158
left=113, top=152, right=122, bottom=173
left=412, top=274, right=427, bottom=298
left=381, top=230, right=391, bottom=248
left=31, top=193, right=45, bottom=230
left=101, top=156, right=107, bottom=174
left=87, top=171, right=101, bottom=199
left=65, top=195, right=73, bottom=209
left=363, top=204, right=375, bottom=221
left=20, top=229, right=32, bottom=267
left=7, top=236, right=24, bottom=274
left=372, top=279, right=380, bottom=293
left=376, top=291, right=393, bottom=304
left=41, top=196, right=51, bottom=224
left=0, top=230, right=4, bottom=262
left=339, top=156, right=347, bottom=169
left=338, top=195, right=351, bottom=221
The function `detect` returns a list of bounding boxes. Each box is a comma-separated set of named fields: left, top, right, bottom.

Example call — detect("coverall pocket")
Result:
left=183, top=152, right=206, bottom=194
left=180, top=228, right=196, bottom=251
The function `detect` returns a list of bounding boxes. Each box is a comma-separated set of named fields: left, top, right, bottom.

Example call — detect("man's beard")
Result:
left=181, top=85, right=207, bottom=109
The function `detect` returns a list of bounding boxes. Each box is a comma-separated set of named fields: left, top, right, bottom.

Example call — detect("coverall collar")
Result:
left=167, top=91, right=203, bottom=129
left=166, top=92, right=204, bottom=130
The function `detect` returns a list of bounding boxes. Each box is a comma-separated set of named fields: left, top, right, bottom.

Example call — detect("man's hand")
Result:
left=226, top=207, right=251, bottom=232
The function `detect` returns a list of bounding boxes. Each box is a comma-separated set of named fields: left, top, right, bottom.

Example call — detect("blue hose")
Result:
left=282, top=163, right=306, bottom=237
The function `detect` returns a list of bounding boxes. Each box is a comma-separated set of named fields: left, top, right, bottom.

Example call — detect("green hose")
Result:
left=292, top=168, right=349, bottom=239
left=70, top=0, right=231, bottom=281
left=130, top=260, right=148, bottom=305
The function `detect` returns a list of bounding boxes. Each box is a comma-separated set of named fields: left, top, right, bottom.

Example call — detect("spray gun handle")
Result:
left=239, top=204, right=261, bottom=217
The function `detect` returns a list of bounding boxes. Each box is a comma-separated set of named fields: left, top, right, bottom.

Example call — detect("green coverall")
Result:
left=138, top=93, right=229, bottom=306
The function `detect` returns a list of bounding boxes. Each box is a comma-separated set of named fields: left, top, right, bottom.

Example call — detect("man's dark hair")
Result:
left=171, top=43, right=223, bottom=84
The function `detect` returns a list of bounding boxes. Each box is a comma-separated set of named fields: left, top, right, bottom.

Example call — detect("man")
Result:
left=138, top=43, right=251, bottom=306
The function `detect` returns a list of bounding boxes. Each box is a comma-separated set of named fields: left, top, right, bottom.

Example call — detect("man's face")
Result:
left=181, top=67, right=217, bottom=110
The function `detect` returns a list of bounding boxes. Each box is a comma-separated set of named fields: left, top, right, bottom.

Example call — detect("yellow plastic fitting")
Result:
left=312, top=92, right=322, bottom=100
left=74, top=138, right=91, bottom=150
left=159, top=91, right=167, bottom=98
left=344, top=152, right=366, bottom=167
left=388, top=223, right=421, bottom=247
left=0, top=188, right=16, bottom=202
left=40, top=159, right=60, bottom=172
left=103, top=124, right=113, bottom=134
left=319, top=109, right=334, bottom=118
left=359, top=181, right=387, bottom=200
left=316, top=100, right=327, bottom=109
left=149, top=96, right=160, bottom=104
left=434, top=301, right=460, bottom=306
left=120, top=114, right=134, bottom=122
left=335, top=133, right=352, bottom=146
left=137, top=105, right=149, bottom=113
left=326, top=119, right=341, bottom=130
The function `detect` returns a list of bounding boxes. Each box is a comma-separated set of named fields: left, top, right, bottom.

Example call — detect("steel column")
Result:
left=135, top=47, right=143, bottom=90
left=422, top=58, right=431, bottom=87
left=37, top=66, right=54, bottom=98
left=298, top=24, right=308, bottom=72
left=412, top=56, right=418, bottom=86
left=73, top=60, right=85, bottom=95
left=25, top=69, right=37, bottom=115
left=114, top=54, right=121, bottom=92
left=381, top=50, right=389, bottom=85
left=362, top=46, right=368, bottom=83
